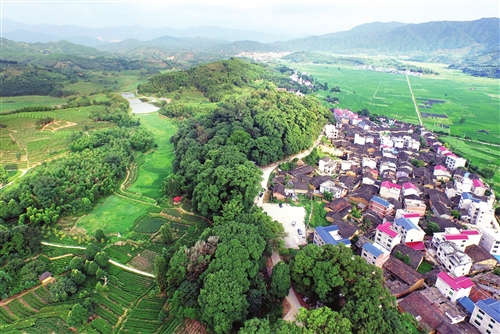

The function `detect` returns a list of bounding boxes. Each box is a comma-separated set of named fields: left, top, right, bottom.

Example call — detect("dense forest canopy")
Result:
left=137, top=58, right=303, bottom=102
left=164, top=89, right=332, bottom=218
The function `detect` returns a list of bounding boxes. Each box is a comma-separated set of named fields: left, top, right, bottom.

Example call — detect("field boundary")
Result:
left=406, top=74, right=423, bottom=126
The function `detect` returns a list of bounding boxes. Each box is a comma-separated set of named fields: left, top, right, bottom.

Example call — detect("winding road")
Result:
left=256, top=131, right=324, bottom=321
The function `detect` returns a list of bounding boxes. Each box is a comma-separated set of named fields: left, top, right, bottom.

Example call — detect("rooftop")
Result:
left=371, top=195, right=392, bottom=208
left=315, top=225, right=351, bottom=246
left=363, top=242, right=387, bottom=258
left=377, top=222, right=399, bottom=238
left=476, top=298, right=500, bottom=323
left=394, top=217, right=420, bottom=231
left=437, top=271, right=474, bottom=291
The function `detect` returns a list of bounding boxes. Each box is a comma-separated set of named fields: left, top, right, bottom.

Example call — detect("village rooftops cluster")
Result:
left=270, top=108, right=499, bottom=334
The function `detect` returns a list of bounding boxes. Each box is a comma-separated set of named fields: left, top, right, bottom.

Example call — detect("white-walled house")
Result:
left=319, top=156, right=338, bottom=174
left=325, top=124, right=340, bottom=140
left=361, top=242, right=390, bottom=267
left=445, top=154, right=467, bottom=171
left=379, top=181, right=401, bottom=200
left=392, top=217, right=425, bottom=243
left=470, top=298, right=500, bottom=334
left=432, top=228, right=481, bottom=252
left=472, top=179, right=487, bottom=197
left=479, top=227, right=500, bottom=260
left=319, top=180, right=345, bottom=199
left=374, top=222, right=401, bottom=251
left=435, top=271, right=474, bottom=303
left=436, top=241, right=473, bottom=277
left=469, top=202, right=496, bottom=228
left=362, top=157, right=377, bottom=170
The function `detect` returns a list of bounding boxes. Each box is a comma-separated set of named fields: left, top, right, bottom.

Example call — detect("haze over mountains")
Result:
left=2, top=18, right=499, bottom=61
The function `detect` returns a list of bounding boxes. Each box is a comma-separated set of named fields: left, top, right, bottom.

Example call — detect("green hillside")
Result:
left=137, top=57, right=293, bottom=102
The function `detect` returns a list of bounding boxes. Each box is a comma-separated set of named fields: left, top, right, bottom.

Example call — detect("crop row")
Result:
left=107, top=287, right=135, bottom=305
left=127, top=308, right=159, bottom=321
left=20, top=292, right=47, bottom=310
left=159, top=317, right=183, bottom=334
left=121, top=319, right=161, bottom=332
left=161, top=208, right=181, bottom=218
left=0, top=306, right=16, bottom=323
left=90, top=317, right=113, bottom=334
left=114, top=271, right=153, bottom=292
left=95, top=305, right=119, bottom=325
left=104, top=247, right=134, bottom=264
left=135, top=217, right=166, bottom=233
left=94, top=295, right=124, bottom=316
left=129, top=232, right=151, bottom=241
left=5, top=299, right=37, bottom=318
left=22, top=318, right=73, bottom=334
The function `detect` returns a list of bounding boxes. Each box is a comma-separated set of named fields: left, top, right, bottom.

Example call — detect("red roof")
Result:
left=377, top=222, right=399, bottom=238
left=402, top=182, right=418, bottom=190
left=173, top=196, right=182, bottom=202
left=437, top=271, right=474, bottom=291
left=445, top=234, right=468, bottom=241
left=472, top=179, right=485, bottom=188
left=381, top=181, right=401, bottom=190
left=434, top=165, right=447, bottom=172
left=461, top=230, right=480, bottom=235
left=405, top=241, right=426, bottom=251
left=403, top=213, right=420, bottom=219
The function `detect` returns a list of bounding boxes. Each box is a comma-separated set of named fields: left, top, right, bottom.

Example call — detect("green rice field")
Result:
left=292, top=62, right=500, bottom=144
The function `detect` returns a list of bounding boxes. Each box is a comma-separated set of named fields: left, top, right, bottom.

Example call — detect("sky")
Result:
left=1, top=0, right=499, bottom=36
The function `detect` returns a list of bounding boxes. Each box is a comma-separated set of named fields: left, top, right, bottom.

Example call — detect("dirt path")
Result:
left=0, top=284, right=46, bottom=307
left=406, top=74, right=423, bottom=126
left=108, top=260, right=155, bottom=278
left=40, top=241, right=86, bottom=250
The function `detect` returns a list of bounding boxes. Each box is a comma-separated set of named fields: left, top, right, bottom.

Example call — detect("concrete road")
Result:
left=262, top=203, right=306, bottom=249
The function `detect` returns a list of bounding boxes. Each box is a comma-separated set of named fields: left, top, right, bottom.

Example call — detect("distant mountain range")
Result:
left=2, top=18, right=498, bottom=66
left=2, top=19, right=290, bottom=45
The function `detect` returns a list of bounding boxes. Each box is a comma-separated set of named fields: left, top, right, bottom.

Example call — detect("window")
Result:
left=488, top=324, right=493, bottom=329
left=486, top=330, right=491, bottom=334
left=477, top=314, right=483, bottom=320
left=479, top=309, right=485, bottom=315
left=475, top=320, right=481, bottom=326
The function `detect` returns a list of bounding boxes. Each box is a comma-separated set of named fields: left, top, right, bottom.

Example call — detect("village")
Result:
left=265, top=107, right=499, bottom=334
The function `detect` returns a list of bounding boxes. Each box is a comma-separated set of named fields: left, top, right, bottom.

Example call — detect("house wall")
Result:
left=435, top=278, right=471, bottom=303
left=480, top=229, right=500, bottom=256
left=374, top=230, right=401, bottom=251
left=470, top=304, right=500, bottom=334
left=361, top=249, right=390, bottom=268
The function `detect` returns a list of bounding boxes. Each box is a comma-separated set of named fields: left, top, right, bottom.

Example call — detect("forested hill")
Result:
left=137, top=58, right=293, bottom=102
left=272, top=18, right=499, bottom=53
left=164, top=90, right=332, bottom=218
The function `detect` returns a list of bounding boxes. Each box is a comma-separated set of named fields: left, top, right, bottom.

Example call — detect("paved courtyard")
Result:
left=262, top=203, right=307, bottom=249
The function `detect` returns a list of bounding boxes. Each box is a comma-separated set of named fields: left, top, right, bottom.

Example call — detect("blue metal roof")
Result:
left=477, top=298, right=500, bottom=322
left=315, top=225, right=350, bottom=246
left=457, top=296, right=475, bottom=314
left=394, top=217, right=420, bottom=231
left=371, top=196, right=391, bottom=208
left=362, top=243, right=384, bottom=257
left=494, top=255, right=500, bottom=263
left=461, top=192, right=473, bottom=200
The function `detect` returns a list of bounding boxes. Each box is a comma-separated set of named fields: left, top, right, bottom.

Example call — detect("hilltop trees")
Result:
left=290, top=244, right=405, bottom=333
left=166, top=89, right=331, bottom=218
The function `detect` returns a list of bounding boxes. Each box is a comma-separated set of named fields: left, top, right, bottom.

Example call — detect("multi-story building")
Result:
left=324, top=124, right=339, bottom=140
left=445, top=153, right=467, bottom=170
left=369, top=196, right=395, bottom=217
left=318, top=156, right=338, bottom=174
left=432, top=228, right=481, bottom=252
left=314, top=225, right=351, bottom=247
left=379, top=181, right=401, bottom=200
left=470, top=298, right=500, bottom=334
left=404, top=198, right=427, bottom=217
left=393, top=217, right=425, bottom=243
left=436, top=241, right=473, bottom=277
left=433, top=165, right=451, bottom=182
left=435, top=271, right=474, bottom=303
left=472, top=179, right=487, bottom=196
left=361, top=242, right=390, bottom=267
left=402, top=182, right=420, bottom=197
left=479, top=227, right=500, bottom=259
left=374, top=222, right=401, bottom=251
left=469, top=202, right=496, bottom=228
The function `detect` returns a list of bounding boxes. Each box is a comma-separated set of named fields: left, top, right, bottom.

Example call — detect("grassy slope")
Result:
left=127, top=113, right=177, bottom=199
left=0, top=106, right=115, bottom=169
left=0, top=95, right=67, bottom=113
